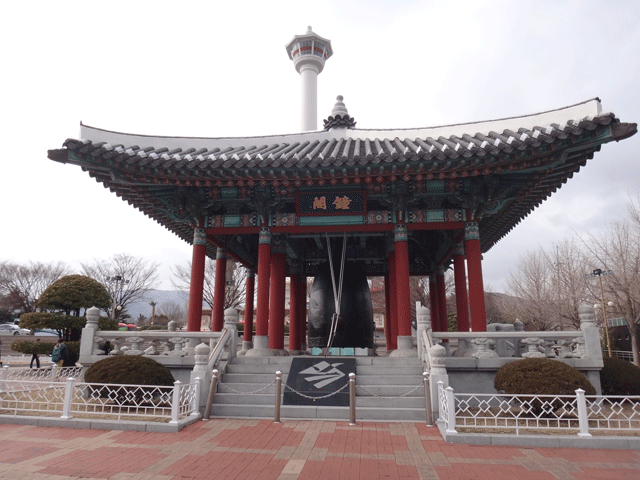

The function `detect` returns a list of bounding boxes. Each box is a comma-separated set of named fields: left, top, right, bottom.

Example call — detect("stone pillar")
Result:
left=211, top=248, right=227, bottom=332
left=268, top=239, right=286, bottom=351
left=187, top=228, right=207, bottom=332
left=388, top=249, right=398, bottom=349
left=390, top=224, right=413, bottom=357
left=436, top=267, right=448, bottom=332
left=299, top=276, right=308, bottom=350
left=429, top=275, right=440, bottom=332
left=384, top=272, right=392, bottom=350
left=242, top=270, right=255, bottom=351
left=465, top=222, right=487, bottom=332
left=79, top=306, right=100, bottom=360
left=416, top=305, right=431, bottom=360
left=452, top=243, right=470, bottom=332
left=289, top=273, right=302, bottom=352
left=250, top=227, right=272, bottom=355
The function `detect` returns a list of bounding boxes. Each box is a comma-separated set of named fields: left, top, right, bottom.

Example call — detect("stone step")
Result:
left=226, top=364, right=292, bottom=374
left=232, top=356, right=293, bottom=365
left=353, top=375, right=424, bottom=386
left=355, top=365, right=424, bottom=375
left=354, top=385, right=425, bottom=397
left=354, top=356, right=422, bottom=366
left=232, top=355, right=423, bottom=366
left=221, top=373, right=290, bottom=384
left=211, top=392, right=425, bottom=410
left=209, top=403, right=426, bottom=422
left=225, top=363, right=423, bottom=376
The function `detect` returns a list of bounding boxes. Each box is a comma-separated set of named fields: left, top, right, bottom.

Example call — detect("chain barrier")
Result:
left=283, top=381, right=350, bottom=401
left=355, top=382, right=423, bottom=398
left=217, top=380, right=276, bottom=395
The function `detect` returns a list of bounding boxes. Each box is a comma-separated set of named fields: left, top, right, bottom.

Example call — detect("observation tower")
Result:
left=285, top=26, right=333, bottom=131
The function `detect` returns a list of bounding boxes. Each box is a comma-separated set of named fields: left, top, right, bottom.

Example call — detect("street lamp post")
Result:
left=586, top=268, right=614, bottom=357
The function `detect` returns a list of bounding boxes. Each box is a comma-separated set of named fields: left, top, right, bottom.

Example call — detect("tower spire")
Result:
left=285, top=27, right=333, bottom=132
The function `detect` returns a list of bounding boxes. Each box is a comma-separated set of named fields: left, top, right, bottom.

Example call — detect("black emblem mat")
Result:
left=284, top=357, right=356, bottom=407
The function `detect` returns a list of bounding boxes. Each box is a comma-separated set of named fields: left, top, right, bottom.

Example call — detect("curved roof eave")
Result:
left=79, top=98, right=604, bottom=152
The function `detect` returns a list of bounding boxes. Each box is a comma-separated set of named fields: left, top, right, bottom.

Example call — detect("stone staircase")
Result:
left=209, top=355, right=428, bottom=422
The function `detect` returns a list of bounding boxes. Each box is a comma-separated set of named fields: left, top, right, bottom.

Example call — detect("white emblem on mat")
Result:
left=300, top=361, right=345, bottom=389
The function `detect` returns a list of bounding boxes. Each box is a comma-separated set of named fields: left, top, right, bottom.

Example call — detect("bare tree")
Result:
left=0, top=261, right=69, bottom=315
left=507, top=249, right=558, bottom=330
left=172, top=258, right=246, bottom=310
left=583, top=196, right=640, bottom=366
left=506, top=239, right=591, bottom=331
left=158, top=300, right=186, bottom=326
left=81, top=253, right=159, bottom=319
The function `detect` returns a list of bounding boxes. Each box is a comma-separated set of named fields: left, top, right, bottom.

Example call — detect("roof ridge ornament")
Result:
left=323, top=95, right=357, bottom=131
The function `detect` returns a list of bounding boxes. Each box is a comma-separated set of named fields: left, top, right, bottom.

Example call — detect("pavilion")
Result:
left=48, top=28, right=637, bottom=357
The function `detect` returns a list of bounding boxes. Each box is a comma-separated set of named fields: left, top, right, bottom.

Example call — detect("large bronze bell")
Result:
left=307, top=259, right=374, bottom=349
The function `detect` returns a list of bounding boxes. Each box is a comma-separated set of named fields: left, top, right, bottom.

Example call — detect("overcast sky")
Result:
left=1, top=0, right=638, bottom=292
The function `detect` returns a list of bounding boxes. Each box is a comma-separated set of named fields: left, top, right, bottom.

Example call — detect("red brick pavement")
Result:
left=0, top=420, right=637, bottom=479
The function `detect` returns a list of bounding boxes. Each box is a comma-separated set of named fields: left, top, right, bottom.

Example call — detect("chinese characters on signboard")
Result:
left=296, top=191, right=366, bottom=216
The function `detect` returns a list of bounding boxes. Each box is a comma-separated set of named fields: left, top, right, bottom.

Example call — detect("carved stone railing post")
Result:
left=579, top=304, right=603, bottom=361
left=124, top=337, right=144, bottom=355
left=557, top=339, right=574, bottom=358
left=191, top=342, right=211, bottom=412
left=428, top=344, right=448, bottom=418
left=416, top=305, right=431, bottom=360
left=79, top=306, right=101, bottom=360
left=111, top=338, right=124, bottom=355
left=168, top=337, right=188, bottom=357
left=224, top=308, right=239, bottom=360
left=521, top=337, right=545, bottom=358
left=471, top=337, right=498, bottom=358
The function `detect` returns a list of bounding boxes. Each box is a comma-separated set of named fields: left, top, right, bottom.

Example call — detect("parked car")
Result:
left=0, top=323, right=30, bottom=335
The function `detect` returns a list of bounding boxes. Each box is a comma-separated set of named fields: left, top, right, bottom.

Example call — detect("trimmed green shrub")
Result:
left=37, top=274, right=111, bottom=314
left=494, top=358, right=595, bottom=415
left=10, top=339, right=57, bottom=356
left=600, top=357, right=640, bottom=395
left=84, top=355, right=175, bottom=404
left=138, top=325, right=167, bottom=331
left=85, top=355, right=174, bottom=386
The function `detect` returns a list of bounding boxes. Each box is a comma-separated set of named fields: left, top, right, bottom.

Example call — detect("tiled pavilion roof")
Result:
left=48, top=98, right=636, bottom=274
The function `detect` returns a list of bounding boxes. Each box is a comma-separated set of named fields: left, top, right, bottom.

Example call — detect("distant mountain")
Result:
left=123, top=289, right=190, bottom=322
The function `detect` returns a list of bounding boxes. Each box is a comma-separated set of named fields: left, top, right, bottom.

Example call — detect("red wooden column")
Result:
left=429, top=275, right=440, bottom=331
left=187, top=228, right=206, bottom=332
left=388, top=249, right=398, bottom=349
left=465, top=222, right=487, bottom=331
left=394, top=224, right=412, bottom=337
left=384, top=273, right=392, bottom=350
left=453, top=243, right=470, bottom=332
left=255, top=228, right=272, bottom=345
left=243, top=269, right=255, bottom=345
left=436, top=267, right=448, bottom=332
left=211, top=247, right=227, bottom=332
left=289, top=273, right=301, bottom=351
left=268, top=239, right=286, bottom=351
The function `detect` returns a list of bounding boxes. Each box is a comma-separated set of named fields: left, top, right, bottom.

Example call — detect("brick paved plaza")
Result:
left=0, top=420, right=638, bottom=479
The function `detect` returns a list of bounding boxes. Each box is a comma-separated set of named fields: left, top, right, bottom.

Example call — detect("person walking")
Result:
left=30, top=338, right=41, bottom=369
left=51, top=338, right=68, bottom=367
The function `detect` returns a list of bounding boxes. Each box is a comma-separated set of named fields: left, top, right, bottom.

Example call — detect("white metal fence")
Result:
left=438, top=382, right=640, bottom=436
left=0, top=377, right=200, bottom=424
left=610, top=350, right=634, bottom=362
left=1, top=365, right=83, bottom=383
